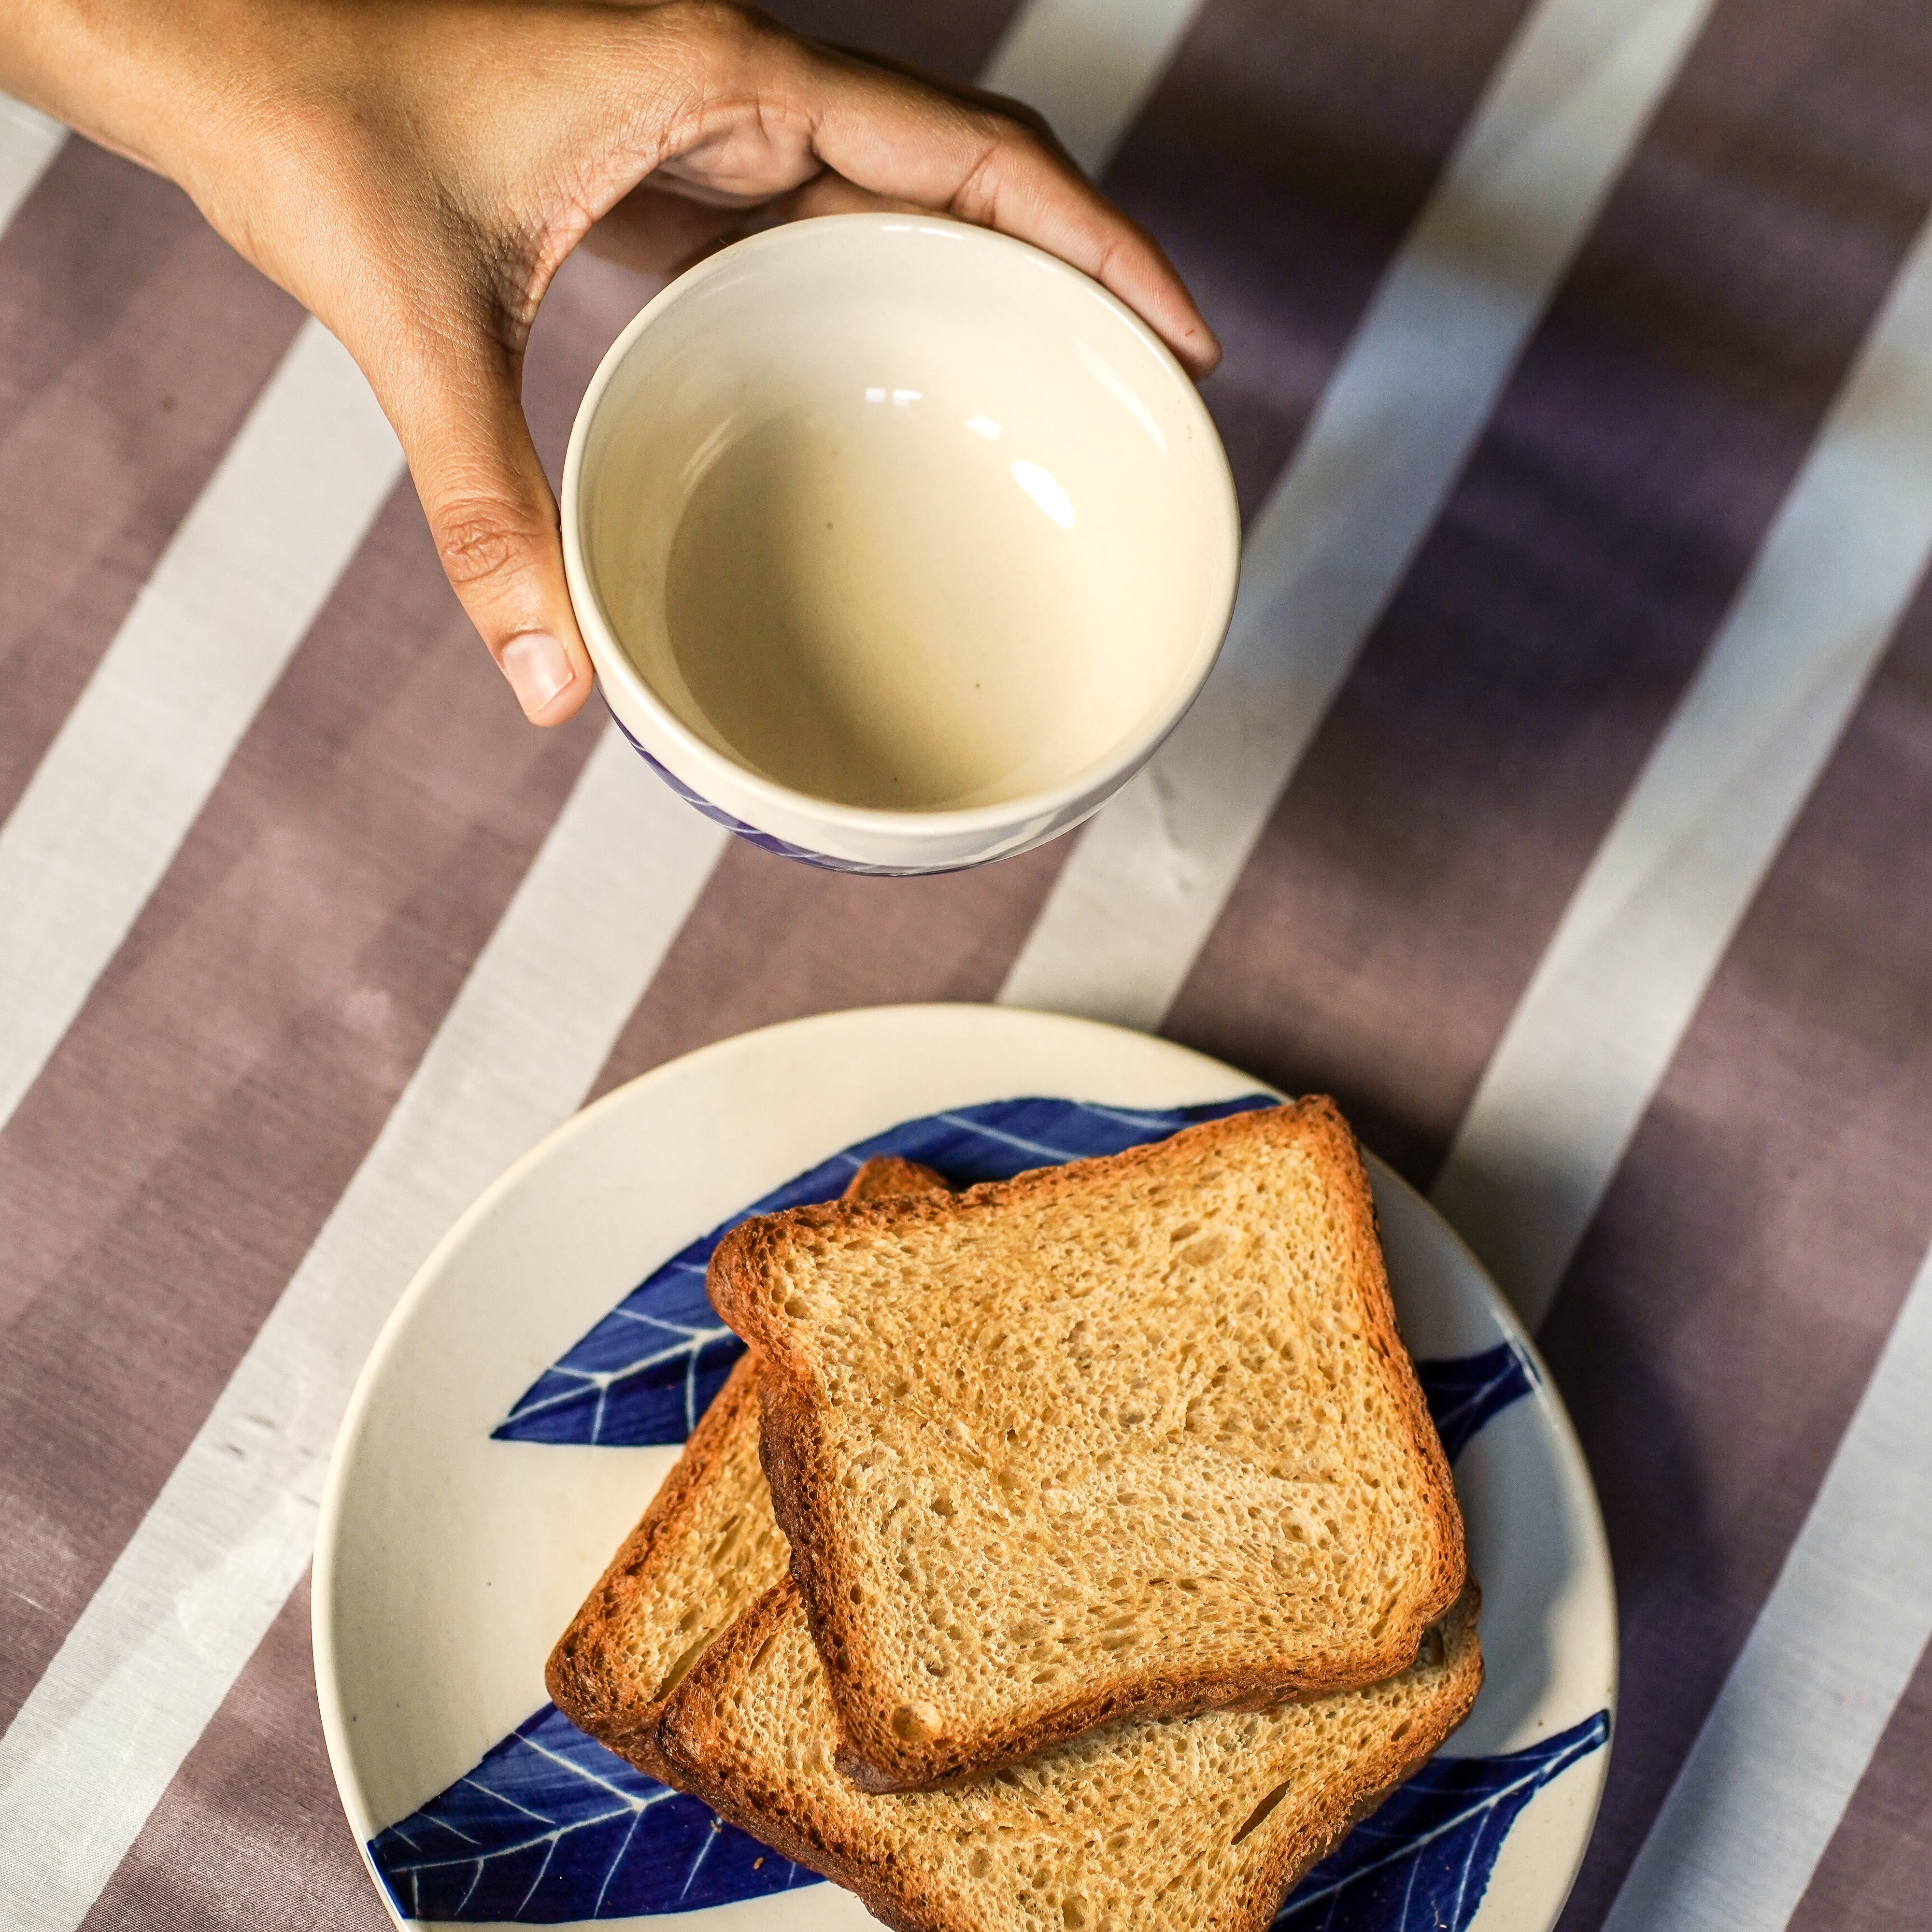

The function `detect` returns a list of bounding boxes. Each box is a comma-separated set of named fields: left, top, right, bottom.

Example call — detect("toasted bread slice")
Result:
left=659, top=1577, right=1482, bottom=1932
left=710, top=1098, right=1465, bottom=1789
left=546, top=1156, right=947, bottom=1778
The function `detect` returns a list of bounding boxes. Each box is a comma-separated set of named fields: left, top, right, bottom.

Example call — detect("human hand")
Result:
left=6, top=0, right=1219, bottom=724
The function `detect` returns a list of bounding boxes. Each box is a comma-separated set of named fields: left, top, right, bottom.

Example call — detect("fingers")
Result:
left=782, top=43, right=1221, bottom=375
left=586, top=170, right=922, bottom=282
left=577, top=8, right=1220, bottom=374
left=384, top=336, right=593, bottom=725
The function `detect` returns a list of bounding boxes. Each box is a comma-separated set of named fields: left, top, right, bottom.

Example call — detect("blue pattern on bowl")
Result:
left=607, top=710, right=987, bottom=876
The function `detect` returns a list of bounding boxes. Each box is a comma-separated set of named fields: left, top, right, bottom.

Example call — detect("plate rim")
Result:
left=313, top=1002, right=1618, bottom=1929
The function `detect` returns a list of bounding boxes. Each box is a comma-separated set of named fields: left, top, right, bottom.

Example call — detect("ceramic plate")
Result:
left=314, top=1005, right=1615, bottom=1932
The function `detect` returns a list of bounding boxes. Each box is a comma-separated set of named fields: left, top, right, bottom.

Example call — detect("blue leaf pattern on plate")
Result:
left=494, top=1094, right=1276, bottom=1445
left=1415, top=1341, right=1538, bottom=1463
left=1274, top=1709, right=1611, bottom=1929
left=425, top=1095, right=1590, bottom=1924
left=366, top=1704, right=816, bottom=1924
left=370, top=1707, right=1608, bottom=1924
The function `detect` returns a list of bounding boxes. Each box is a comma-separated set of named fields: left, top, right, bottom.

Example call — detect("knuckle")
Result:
left=646, top=0, right=809, bottom=141
left=952, top=140, right=1007, bottom=221
left=431, top=498, right=549, bottom=592
left=982, top=93, right=1054, bottom=146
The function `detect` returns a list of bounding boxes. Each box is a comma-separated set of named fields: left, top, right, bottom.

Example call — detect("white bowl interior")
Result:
left=574, top=219, right=1236, bottom=813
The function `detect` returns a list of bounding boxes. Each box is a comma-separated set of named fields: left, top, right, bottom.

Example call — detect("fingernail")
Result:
left=501, top=631, right=575, bottom=715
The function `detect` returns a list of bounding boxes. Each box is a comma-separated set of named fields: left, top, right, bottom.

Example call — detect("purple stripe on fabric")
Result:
left=1102, top=0, right=1537, bottom=516
left=1162, top=0, right=1932, bottom=1186
left=1787, top=1633, right=1932, bottom=1932
left=770, top=0, right=1021, bottom=79
left=0, top=248, right=644, bottom=1729
left=589, top=831, right=1072, bottom=1097
left=0, top=141, right=303, bottom=822
left=1537, top=573, right=1932, bottom=1930
left=76, top=1573, right=389, bottom=1932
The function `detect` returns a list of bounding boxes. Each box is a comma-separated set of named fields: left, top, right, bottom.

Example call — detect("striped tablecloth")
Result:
left=3, top=0, right=1930, bottom=1925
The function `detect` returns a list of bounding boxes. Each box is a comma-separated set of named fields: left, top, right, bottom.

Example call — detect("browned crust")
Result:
left=1233, top=1583, right=1486, bottom=1932
left=657, top=1582, right=935, bottom=1932
left=845, top=1155, right=947, bottom=1201
left=545, top=1157, right=951, bottom=1782
left=658, top=1579, right=1485, bottom=1932
left=711, top=1097, right=1469, bottom=1790
left=544, top=1350, right=762, bottom=1781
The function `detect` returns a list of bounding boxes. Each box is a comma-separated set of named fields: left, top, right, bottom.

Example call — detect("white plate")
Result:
left=315, top=1005, right=1615, bottom=1932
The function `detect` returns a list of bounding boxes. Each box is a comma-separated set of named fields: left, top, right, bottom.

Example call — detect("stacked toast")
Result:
left=548, top=1101, right=1478, bottom=1932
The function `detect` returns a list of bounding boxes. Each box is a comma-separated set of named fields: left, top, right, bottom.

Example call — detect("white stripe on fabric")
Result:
left=980, top=0, right=1206, bottom=177
left=1433, top=211, right=1932, bottom=1332
left=0, top=319, right=402, bottom=1136
left=0, top=94, right=65, bottom=232
left=997, top=0, right=1718, bottom=1028
left=1600, top=1238, right=1932, bottom=1932
left=0, top=731, right=727, bottom=1928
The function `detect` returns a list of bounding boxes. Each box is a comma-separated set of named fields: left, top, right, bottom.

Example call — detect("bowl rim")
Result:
left=560, top=212, right=1241, bottom=840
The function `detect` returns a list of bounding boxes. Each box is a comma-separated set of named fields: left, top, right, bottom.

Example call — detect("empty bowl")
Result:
left=562, top=213, right=1239, bottom=874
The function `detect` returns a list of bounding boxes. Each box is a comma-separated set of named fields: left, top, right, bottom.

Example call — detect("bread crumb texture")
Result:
left=712, top=1099, right=1465, bottom=1785
left=661, top=1579, right=1483, bottom=1932
left=617, top=1376, right=790, bottom=1712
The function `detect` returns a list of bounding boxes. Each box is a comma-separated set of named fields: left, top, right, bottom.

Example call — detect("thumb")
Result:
left=391, top=344, right=595, bottom=725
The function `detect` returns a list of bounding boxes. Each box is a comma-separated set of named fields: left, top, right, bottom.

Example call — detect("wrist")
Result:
left=0, top=0, right=290, bottom=181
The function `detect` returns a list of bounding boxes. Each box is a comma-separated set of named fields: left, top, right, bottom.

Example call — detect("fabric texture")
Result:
left=2, top=0, right=1931, bottom=1925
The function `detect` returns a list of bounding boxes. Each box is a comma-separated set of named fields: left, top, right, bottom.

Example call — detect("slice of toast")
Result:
left=709, top=1098, right=1466, bottom=1789
left=546, top=1155, right=948, bottom=1778
left=658, top=1577, right=1483, bottom=1932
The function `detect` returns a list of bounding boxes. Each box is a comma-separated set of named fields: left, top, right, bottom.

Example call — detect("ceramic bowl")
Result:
left=561, top=215, right=1239, bottom=875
